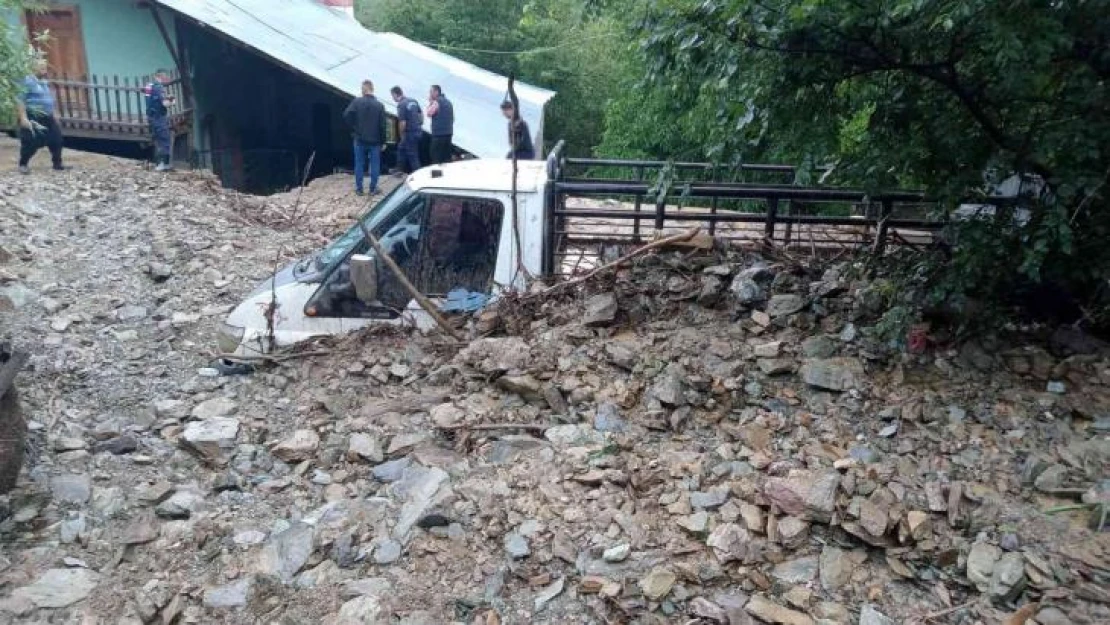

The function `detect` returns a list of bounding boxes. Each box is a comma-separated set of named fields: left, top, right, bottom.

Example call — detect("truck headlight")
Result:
left=217, top=324, right=246, bottom=355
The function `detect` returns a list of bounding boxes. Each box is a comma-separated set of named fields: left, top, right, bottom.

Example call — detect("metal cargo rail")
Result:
left=541, top=141, right=948, bottom=275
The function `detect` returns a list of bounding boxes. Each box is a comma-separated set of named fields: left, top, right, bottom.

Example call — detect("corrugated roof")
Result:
left=153, top=0, right=555, bottom=158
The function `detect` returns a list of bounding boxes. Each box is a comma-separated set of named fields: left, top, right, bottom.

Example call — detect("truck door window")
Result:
left=310, top=194, right=504, bottom=319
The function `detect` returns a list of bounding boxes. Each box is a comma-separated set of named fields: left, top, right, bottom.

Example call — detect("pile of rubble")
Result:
left=0, top=143, right=1108, bottom=624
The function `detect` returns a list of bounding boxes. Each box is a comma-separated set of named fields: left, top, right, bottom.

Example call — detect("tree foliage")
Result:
left=1, top=1, right=34, bottom=124
left=357, top=0, right=629, bottom=156
left=636, top=0, right=1110, bottom=329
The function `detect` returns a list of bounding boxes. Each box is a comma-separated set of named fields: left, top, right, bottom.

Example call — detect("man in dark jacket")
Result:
left=344, top=80, right=387, bottom=195
left=390, top=86, right=423, bottom=174
left=426, top=84, right=454, bottom=165
left=144, top=69, right=176, bottom=171
left=500, top=101, right=535, bottom=160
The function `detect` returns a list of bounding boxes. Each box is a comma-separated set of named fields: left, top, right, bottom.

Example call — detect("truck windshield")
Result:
left=313, top=184, right=415, bottom=272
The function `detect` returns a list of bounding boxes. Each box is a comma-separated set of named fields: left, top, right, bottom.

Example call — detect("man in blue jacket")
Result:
left=390, top=86, right=423, bottom=174
left=16, top=57, right=66, bottom=175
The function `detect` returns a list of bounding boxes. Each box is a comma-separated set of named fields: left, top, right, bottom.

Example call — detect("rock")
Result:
left=690, top=597, right=730, bottom=623
left=373, top=539, right=402, bottom=565
left=272, top=429, right=320, bottom=462
left=191, top=397, right=237, bottom=420
left=1046, top=380, right=1066, bottom=394
left=11, top=568, right=99, bottom=608
left=203, top=577, right=252, bottom=609
left=745, top=594, right=814, bottom=625
left=819, top=546, right=863, bottom=591
left=652, top=368, right=687, bottom=406
left=533, top=576, right=565, bottom=612
left=714, top=592, right=752, bottom=624
left=767, top=294, right=806, bottom=318
left=639, top=567, right=676, bottom=601
left=372, top=458, right=412, bottom=483
left=707, top=523, right=758, bottom=563
left=801, top=335, right=837, bottom=359
left=234, top=530, right=267, bottom=546
left=505, top=533, right=530, bottom=559
left=603, top=544, right=631, bottom=562
left=764, top=471, right=840, bottom=523
left=496, top=374, right=544, bottom=401
left=1034, top=607, right=1075, bottom=625
left=777, top=516, right=809, bottom=547
left=51, top=474, right=92, bottom=505
left=752, top=310, right=772, bottom=327
left=691, top=488, right=730, bottom=510
left=60, top=515, right=86, bottom=544
left=544, top=424, right=604, bottom=448
left=336, top=595, right=388, bottom=623
left=677, top=511, right=710, bottom=534
left=54, top=437, right=87, bottom=452
left=858, top=604, right=895, bottom=625
left=593, top=402, right=626, bottom=433
left=348, top=433, right=384, bottom=463
left=392, top=467, right=450, bottom=541
left=839, top=323, right=858, bottom=342
left=859, top=500, right=888, bottom=538
left=181, top=417, right=240, bottom=465
left=699, top=276, right=725, bottom=307
left=257, top=522, right=315, bottom=582
left=754, top=342, right=783, bottom=358
left=740, top=503, right=764, bottom=533
left=772, top=556, right=819, bottom=584
left=148, top=261, right=174, bottom=282
left=387, top=433, right=430, bottom=456
left=1034, top=464, right=1067, bottom=492
left=93, top=434, right=138, bottom=455
left=758, top=358, right=795, bottom=375
left=583, top=293, right=619, bottom=327
left=154, top=399, right=188, bottom=420
left=543, top=384, right=569, bottom=413
left=116, top=305, right=148, bottom=321
left=966, top=541, right=1002, bottom=593
left=988, top=552, right=1026, bottom=602
left=800, top=358, right=864, bottom=392
left=730, top=276, right=765, bottom=305
left=905, top=511, right=931, bottom=541
left=429, top=403, right=464, bottom=428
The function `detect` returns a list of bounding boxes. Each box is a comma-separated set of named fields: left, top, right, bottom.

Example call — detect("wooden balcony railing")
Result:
left=46, top=70, right=192, bottom=141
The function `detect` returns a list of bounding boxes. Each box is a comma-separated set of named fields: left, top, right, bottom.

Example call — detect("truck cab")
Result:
left=218, top=158, right=550, bottom=357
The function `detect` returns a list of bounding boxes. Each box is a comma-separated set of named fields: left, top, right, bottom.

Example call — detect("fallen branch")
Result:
left=217, top=350, right=333, bottom=364
left=916, top=600, right=976, bottom=623
left=353, top=216, right=464, bottom=342
left=438, top=423, right=551, bottom=432
left=527, top=228, right=699, bottom=299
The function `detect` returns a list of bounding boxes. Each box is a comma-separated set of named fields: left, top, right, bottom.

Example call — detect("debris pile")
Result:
left=0, top=141, right=1108, bottom=624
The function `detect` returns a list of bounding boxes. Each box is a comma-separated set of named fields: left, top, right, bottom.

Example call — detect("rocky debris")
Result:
left=745, top=594, right=813, bottom=625
left=272, top=429, right=321, bottom=462
left=181, top=417, right=240, bottom=465
left=639, top=567, right=677, bottom=601
left=203, top=577, right=252, bottom=609
left=583, top=292, right=619, bottom=327
left=10, top=568, right=99, bottom=609
left=2, top=154, right=1109, bottom=624
left=257, top=522, right=315, bottom=582
left=799, top=358, right=864, bottom=391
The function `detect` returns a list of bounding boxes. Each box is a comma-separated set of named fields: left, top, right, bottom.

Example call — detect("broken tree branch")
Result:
left=526, top=228, right=699, bottom=299
left=353, top=217, right=464, bottom=342
left=438, top=423, right=552, bottom=433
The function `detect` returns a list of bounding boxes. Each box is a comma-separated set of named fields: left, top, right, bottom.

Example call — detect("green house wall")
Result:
left=74, top=0, right=177, bottom=81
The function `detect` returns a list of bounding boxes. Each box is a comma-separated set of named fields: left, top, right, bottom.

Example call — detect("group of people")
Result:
left=15, top=56, right=177, bottom=174
left=342, top=79, right=534, bottom=196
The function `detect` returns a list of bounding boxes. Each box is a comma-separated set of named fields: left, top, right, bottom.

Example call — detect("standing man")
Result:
left=426, top=85, right=453, bottom=165
left=390, top=86, right=423, bottom=174
left=16, top=57, right=66, bottom=175
left=343, top=80, right=387, bottom=196
left=144, top=69, right=176, bottom=172
left=500, top=100, right=535, bottom=160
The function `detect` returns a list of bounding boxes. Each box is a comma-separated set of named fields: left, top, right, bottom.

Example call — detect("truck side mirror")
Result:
left=349, top=254, right=379, bottom=303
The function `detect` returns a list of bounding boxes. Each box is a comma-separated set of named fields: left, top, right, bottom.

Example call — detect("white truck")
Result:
left=217, top=144, right=948, bottom=358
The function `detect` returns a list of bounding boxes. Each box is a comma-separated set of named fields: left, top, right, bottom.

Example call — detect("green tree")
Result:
left=634, top=0, right=1110, bottom=329
left=356, top=0, right=628, bottom=156
left=2, top=1, right=35, bottom=125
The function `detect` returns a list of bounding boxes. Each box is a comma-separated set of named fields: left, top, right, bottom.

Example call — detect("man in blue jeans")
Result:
left=343, top=80, right=387, bottom=196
